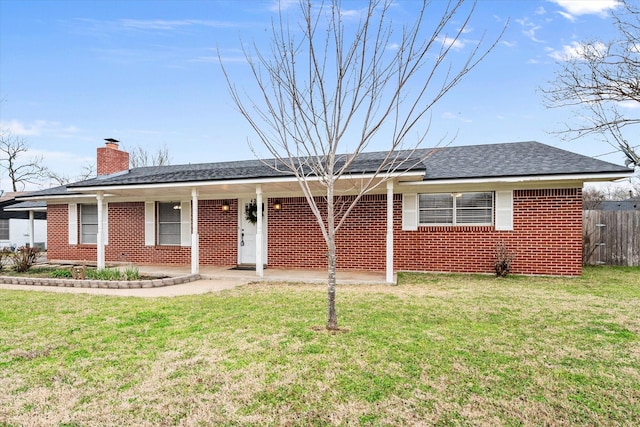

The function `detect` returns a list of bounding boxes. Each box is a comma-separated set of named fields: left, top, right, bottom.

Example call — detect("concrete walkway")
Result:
left=0, top=264, right=390, bottom=297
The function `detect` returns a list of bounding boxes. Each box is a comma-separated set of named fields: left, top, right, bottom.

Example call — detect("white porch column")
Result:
left=96, top=192, right=105, bottom=269
left=386, top=181, right=394, bottom=284
left=191, top=188, right=200, bottom=275
left=28, top=210, right=35, bottom=248
left=256, top=184, right=264, bottom=277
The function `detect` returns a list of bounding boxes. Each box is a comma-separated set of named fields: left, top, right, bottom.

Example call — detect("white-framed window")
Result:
left=157, top=202, right=181, bottom=245
left=419, top=192, right=493, bottom=226
left=80, top=204, right=98, bottom=244
left=0, top=219, right=9, bottom=240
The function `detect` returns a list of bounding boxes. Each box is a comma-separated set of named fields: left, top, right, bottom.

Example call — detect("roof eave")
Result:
left=402, top=171, right=634, bottom=186
left=16, top=193, right=95, bottom=203
left=66, top=170, right=427, bottom=193
left=4, top=206, right=47, bottom=212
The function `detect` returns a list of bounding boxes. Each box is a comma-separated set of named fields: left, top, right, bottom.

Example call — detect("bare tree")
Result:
left=44, top=144, right=170, bottom=186
left=0, top=129, right=46, bottom=191
left=543, top=0, right=640, bottom=168
left=126, top=144, right=171, bottom=168
left=221, top=0, right=502, bottom=329
left=44, top=162, right=96, bottom=186
left=583, top=187, right=606, bottom=210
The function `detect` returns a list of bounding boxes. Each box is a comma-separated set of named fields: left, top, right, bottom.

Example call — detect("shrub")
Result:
left=13, top=247, right=40, bottom=273
left=123, top=267, right=140, bottom=281
left=0, top=248, right=14, bottom=271
left=494, top=241, right=516, bottom=277
left=85, top=268, right=122, bottom=281
left=50, top=269, right=73, bottom=278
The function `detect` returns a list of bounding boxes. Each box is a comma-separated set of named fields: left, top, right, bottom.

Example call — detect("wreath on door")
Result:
left=245, top=200, right=263, bottom=225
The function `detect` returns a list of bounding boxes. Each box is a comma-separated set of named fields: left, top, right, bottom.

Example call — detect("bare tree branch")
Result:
left=220, top=0, right=503, bottom=329
left=44, top=162, right=95, bottom=186
left=0, top=129, right=46, bottom=191
left=542, top=0, right=640, bottom=168
left=125, top=144, right=172, bottom=168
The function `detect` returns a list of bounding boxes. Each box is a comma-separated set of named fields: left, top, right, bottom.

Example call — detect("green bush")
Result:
left=123, top=267, right=140, bottom=281
left=86, top=268, right=122, bottom=281
left=49, top=269, right=73, bottom=278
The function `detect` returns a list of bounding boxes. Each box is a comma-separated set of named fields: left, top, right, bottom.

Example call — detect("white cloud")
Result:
left=619, top=100, right=640, bottom=110
left=501, top=40, right=517, bottom=48
left=547, top=41, right=607, bottom=61
left=269, top=0, right=298, bottom=12
left=437, top=36, right=466, bottom=50
left=550, top=0, right=621, bottom=20
left=515, top=17, right=544, bottom=43
left=387, top=43, right=401, bottom=51
left=557, top=11, right=576, bottom=22
left=340, top=9, right=364, bottom=18
left=29, top=148, right=92, bottom=163
left=441, top=112, right=472, bottom=123
left=0, top=119, right=80, bottom=138
left=119, top=19, right=238, bottom=31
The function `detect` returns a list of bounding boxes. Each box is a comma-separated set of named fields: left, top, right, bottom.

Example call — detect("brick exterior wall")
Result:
left=266, top=189, right=583, bottom=276
left=97, top=145, right=129, bottom=175
left=46, top=188, right=583, bottom=276
left=394, top=189, right=583, bottom=276
left=48, top=200, right=238, bottom=266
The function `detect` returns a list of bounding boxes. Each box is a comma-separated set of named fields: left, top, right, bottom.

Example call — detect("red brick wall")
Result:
left=267, top=195, right=387, bottom=270
left=97, top=146, right=129, bottom=175
left=47, top=200, right=238, bottom=266
left=46, top=188, right=583, bottom=275
left=198, top=199, right=237, bottom=265
left=47, top=204, right=98, bottom=262
left=267, top=189, right=583, bottom=276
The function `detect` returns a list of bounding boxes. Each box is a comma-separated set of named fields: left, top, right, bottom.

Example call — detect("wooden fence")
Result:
left=583, top=210, right=640, bottom=266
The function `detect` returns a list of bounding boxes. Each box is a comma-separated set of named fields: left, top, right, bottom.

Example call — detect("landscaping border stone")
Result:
left=0, top=274, right=201, bottom=289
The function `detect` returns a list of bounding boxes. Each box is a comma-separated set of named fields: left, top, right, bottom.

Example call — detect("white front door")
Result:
left=238, top=199, right=267, bottom=265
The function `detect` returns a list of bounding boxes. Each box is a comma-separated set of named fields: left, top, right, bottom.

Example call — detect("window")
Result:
left=0, top=219, right=9, bottom=240
left=419, top=192, right=493, bottom=226
left=157, top=202, right=181, bottom=245
left=80, top=204, right=98, bottom=244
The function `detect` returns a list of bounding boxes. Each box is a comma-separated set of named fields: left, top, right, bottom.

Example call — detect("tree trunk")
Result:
left=326, top=239, right=338, bottom=330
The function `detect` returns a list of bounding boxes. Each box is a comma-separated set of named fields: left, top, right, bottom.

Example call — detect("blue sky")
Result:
left=0, top=0, right=628, bottom=190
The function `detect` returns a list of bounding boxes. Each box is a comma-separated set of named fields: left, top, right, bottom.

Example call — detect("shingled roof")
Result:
left=21, top=141, right=632, bottom=198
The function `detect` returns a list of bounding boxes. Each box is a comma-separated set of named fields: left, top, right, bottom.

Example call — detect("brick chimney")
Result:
left=97, top=138, right=129, bottom=175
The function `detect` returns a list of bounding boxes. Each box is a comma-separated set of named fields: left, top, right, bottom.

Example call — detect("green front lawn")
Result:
left=1, top=266, right=639, bottom=426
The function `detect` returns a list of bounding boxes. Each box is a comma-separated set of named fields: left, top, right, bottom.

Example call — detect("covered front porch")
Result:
left=62, top=174, right=421, bottom=285
left=134, top=263, right=389, bottom=285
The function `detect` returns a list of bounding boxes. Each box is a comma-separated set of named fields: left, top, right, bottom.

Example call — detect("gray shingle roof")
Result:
left=21, top=141, right=632, bottom=198
left=421, top=141, right=631, bottom=180
left=3, top=201, right=47, bottom=211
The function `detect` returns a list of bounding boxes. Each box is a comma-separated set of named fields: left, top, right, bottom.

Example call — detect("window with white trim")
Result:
left=419, top=192, right=493, bottom=226
left=157, top=202, right=181, bottom=245
left=80, top=204, right=98, bottom=244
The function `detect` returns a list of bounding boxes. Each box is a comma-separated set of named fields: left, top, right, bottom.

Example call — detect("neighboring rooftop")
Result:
left=591, top=198, right=640, bottom=211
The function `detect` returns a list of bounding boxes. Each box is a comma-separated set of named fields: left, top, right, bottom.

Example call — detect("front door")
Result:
left=238, top=198, right=267, bottom=265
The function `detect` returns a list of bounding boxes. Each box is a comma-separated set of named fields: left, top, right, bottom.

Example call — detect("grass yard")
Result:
left=1, top=266, right=639, bottom=426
